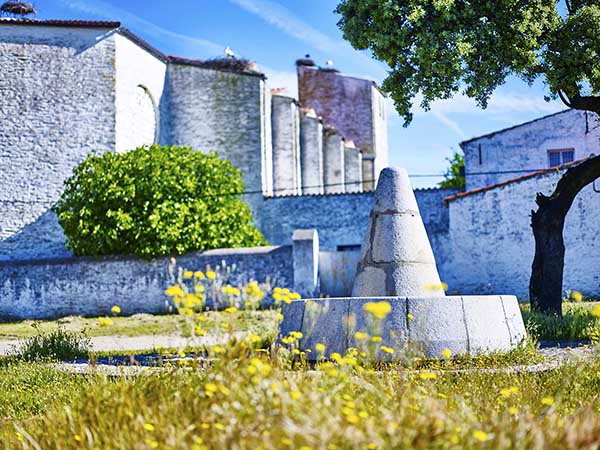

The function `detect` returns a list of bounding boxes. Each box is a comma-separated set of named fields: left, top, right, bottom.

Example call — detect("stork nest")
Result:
left=0, top=1, right=36, bottom=16
left=199, top=57, right=258, bottom=74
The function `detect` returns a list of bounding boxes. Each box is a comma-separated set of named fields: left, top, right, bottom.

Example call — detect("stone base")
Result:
left=278, top=296, right=526, bottom=359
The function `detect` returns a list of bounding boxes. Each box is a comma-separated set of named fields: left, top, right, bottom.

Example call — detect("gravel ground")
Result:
left=52, top=341, right=600, bottom=377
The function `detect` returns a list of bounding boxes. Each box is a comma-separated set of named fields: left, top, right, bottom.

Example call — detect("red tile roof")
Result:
left=444, top=158, right=587, bottom=203
left=0, top=18, right=121, bottom=28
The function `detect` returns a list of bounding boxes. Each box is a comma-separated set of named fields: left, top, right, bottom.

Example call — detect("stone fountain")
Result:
left=279, top=167, right=526, bottom=359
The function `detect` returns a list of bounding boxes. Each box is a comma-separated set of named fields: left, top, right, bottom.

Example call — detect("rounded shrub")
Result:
left=53, top=145, right=267, bottom=258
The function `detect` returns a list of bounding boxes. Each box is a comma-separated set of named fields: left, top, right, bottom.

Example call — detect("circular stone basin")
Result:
left=278, top=296, right=526, bottom=359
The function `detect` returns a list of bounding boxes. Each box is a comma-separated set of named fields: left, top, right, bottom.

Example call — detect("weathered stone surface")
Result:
left=300, top=298, right=349, bottom=357
left=501, top=295, right=527, bottom=345
left=347, top=297, right=408, bottom=353
left=352, top=266, right=387, bottom=297
left=323, top=130, right=346, bottom=194
left=371, top=214, right=437, bottom=264
left=344, top=144, right=363, bottom=193
left=352, top=167, right=445, bottom=298
left=278, top=295, right=526, bottom=359
left=271, top=94, right=301, bottom=196
left=463, top=296, right=512, bottom=353
left=0, top=245, right=295, bottom=320
left=278, top=300, right=305, bottom=341
left=372, top=167, right=419, bottom=213
left=389, top=264, right=445, bottom=298
left=407, top=297, right=468, bottom=356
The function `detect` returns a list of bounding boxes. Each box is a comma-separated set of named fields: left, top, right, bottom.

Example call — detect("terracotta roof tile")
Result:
left=0, top=18, right=121, bottom=28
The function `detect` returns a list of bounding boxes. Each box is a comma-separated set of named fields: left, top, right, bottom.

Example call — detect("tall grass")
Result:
left=0, top=339, right=599, bottom=449
left=522, top=302, right=600, bottom=342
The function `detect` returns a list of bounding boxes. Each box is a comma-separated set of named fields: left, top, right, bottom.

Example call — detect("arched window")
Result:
left=132, top=85, right=157, bottom=147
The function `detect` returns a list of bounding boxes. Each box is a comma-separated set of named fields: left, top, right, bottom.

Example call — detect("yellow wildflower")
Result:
left=183, top=270, right=193, bottom=279
left=224, top=306, right=238, bottom=313
left=407, top=313, right=414, bottom=320
left=363, top=301, right=392, bottom=319
left=592, top=305, right=600, bottom=318
left=508, top=406, right=518, bottom=414
left=143, top=423, right=155, bottom=432
left=419, top=372, right=437, bottom=380
left=194, top=271, right=205, bottom=279
left=572, top=291, right=583, bottom=302
left=354, top=331, right=368, bottom=340
left=541, top=396, right=554, bottom=406
left=371, top=336, right=382, bottom=343
left=290, top=390, right=301, bottom=400
left=380, top=345, right=395, bottom=354
left=111, top=305, right=121, bottom=315
left=165, top=286, right=184, bottom=297
left=472, top=430, right=488, bottom=442
left=98, top=317, right=113, bottom=327
left=206, top=270, right=216, bottom=280
left=441, top=348, right=452, bottom=359
left=276, top=312, right=284, bottom=321
left=316, top=343, right=326, bottom=353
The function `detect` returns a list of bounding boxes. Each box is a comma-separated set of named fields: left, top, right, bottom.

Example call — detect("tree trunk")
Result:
left=529, top=155, right=600, bottom=315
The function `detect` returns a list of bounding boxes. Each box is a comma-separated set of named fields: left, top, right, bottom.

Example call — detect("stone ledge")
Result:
left=278, top=296, right=527, bottom=359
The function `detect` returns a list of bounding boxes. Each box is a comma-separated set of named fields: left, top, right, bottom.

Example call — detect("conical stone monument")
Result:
left=279, top=167, right=527, bottom=359
left=352, top=167, right=444, bottom=298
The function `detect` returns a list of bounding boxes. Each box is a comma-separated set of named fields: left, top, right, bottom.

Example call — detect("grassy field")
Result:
left=0, top=300, right=599, bottom=448
left=0, top=341, right=598, bottom=449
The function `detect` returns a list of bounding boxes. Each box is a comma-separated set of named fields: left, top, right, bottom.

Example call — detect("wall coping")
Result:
left=0, top=245, right=289, bottom=267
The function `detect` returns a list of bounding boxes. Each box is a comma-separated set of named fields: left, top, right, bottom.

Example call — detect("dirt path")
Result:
left=0, top=332, right=246, bottom=355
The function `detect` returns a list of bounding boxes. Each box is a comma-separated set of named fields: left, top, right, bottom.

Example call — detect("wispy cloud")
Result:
left=229, top=0, right=387, bottom=79
left=59, top=0, right=224, bottom=56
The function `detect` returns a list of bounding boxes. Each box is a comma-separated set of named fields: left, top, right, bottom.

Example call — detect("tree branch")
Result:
left=558, top=90, right=572, bottom=108
left=549, top=155, right=600, bottom=214
left=567, top=95, right=600, bottom=114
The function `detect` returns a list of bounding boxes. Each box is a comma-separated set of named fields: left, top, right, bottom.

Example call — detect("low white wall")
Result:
left=444, top=169, right=600, bottom=299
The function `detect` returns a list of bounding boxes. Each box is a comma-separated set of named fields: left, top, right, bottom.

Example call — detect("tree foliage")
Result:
left=336, top=0, right=600, bottom=122
left=439, top=151, right=465, bottom=190
left=336, top=0, right=600, bottom=314
left=53, top=145, right=267, bottom=258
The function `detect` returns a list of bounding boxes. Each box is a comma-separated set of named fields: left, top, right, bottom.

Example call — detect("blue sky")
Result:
left=38, top=0, right=565, bottom=187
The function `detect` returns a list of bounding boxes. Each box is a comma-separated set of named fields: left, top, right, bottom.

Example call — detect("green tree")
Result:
left=336, top=0, right=600, bottom=315
left=439, top=151, right=465, bottom=190
left=53, top=145, right=266, bottom=259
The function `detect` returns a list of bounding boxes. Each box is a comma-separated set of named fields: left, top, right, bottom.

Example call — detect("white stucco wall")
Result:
left=462, top=109, right=600, bottom=190
left=114, top=33, right=166, bottom=153
left=444, top=169, right=600, bottom=299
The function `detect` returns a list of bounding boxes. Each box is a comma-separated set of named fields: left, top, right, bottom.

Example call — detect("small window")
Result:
left=337, top=244, right=361, bottom=252
left=547, top=149, right=575, bottom=168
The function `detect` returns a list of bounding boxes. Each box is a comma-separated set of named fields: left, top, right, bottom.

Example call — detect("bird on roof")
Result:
left=0, top=1, right=36, bottom=17
left=326, top=59, right=334, bottom=67
left=224, top=47, right=236, bottom=59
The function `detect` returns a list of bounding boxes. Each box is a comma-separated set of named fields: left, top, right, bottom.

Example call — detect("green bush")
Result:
left=18, top=328, right=91, bottom=361
left=53, top=145, right=267, bottom=258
